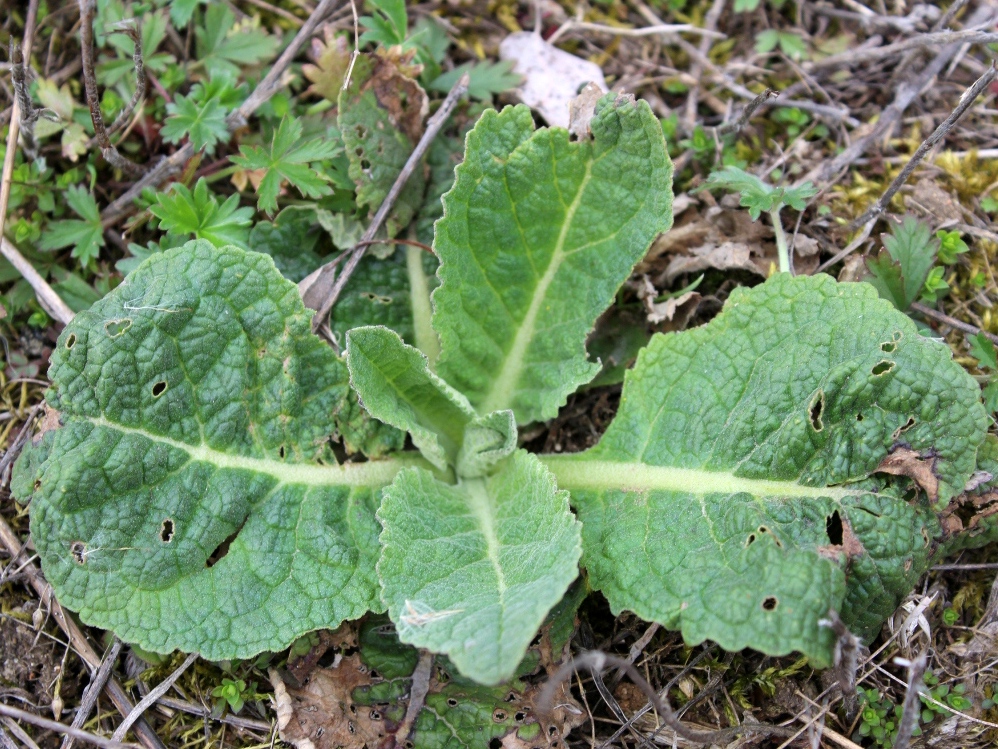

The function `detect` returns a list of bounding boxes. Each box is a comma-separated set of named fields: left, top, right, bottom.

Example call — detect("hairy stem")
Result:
left=770, top=208, right=790, bottom=274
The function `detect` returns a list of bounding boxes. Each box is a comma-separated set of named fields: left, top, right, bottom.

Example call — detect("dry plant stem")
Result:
left=10, top=43, right=39, bottom=157
left=810, top=29, right=998, bottom=71
left=932, top=562, right=998, bottom=570
left=155, top=698, right=271, bottom=733
left=394, top=650, right=434, bottom=744
left=547, top=20, right=725, bottom=45
left=106, top=24, right=146, bottom=137
left=110, top=652, right=199, bottom=743
left=891, top=654, right=928, bottom=749
left=306, top=73, right=471, bottom=331
left=100, top=0, right=340, bottom=227
left=61, top=640, right=124, bottom=749
left=822, top=611, right=860, bottom=722
left=0, top=516, right=168, bottom=749
left=598, top=646, right=715, bottom=748
left=716, top=89, right=776, bottom=135
left=539, top=652, right=795, bottom=745
left=0, top=0, right=74, bottom=325
left=0, top=704, right=139, bottom=749
left=909, top=301, right=998, bottom=344
left=2, top=717, right=43, bottom=749
left=78, top=0, right=145, bottom=177
left=850, top=63, right=998, bottom=229
left=0, top=727, right=18, bottom=749
left=800, top=2, right=998, bottom=187
left=683, top=0, right=725, bottom=129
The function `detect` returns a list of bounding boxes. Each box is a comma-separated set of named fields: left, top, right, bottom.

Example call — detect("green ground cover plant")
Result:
left=11, top=91, right=997, bottom=695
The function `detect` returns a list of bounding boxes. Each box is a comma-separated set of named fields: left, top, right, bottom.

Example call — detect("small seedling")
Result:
left=863, top=217, right=940, bottom=311
left=698, top=165, right=817, bottom=273
left=854, top=687, right=910, bottom=747
left=211, top=677, right=256, bottom=716
left=921, top=670, right=972, bottom=722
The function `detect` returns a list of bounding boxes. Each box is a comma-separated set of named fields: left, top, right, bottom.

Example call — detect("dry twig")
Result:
left=0, top=0, right=75, bottom=325
left=78, top=0, right=145, bottom=177
left=850, top=63, right=998, bottom=229
left=891, top=654, right=928, bottom=749
left=539, top=651, right=795, bottom=745
left=61, top=639, right=124, bottom=749
left=302, top=72, right=470, bottom=331
left=111, top=653, right=199, bottom=743
left=0, top=704, right=140, bottom=749
left=104, top=21, right=146, bottom=137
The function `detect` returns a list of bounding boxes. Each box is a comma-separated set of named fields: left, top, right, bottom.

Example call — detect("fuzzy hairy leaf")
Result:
left=11, top=242, right=415, bottom=658
left=432, top=95, right=673, bottom=424
left=347, top=326, right=474, bottom=471
left=544, top=274, right=987, bottom=665
left=378, top=450, right=581, bottom=684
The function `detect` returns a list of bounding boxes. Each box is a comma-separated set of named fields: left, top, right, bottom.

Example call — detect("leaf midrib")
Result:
left=539, top=455, right=863, bottom=500
left=86, top=415, right=412, bottom=487
left=479, top=161, right=595, bottom=415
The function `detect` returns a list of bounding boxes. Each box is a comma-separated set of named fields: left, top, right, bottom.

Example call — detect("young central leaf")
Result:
left=12, top=242, right=410, bottom=659
left=544, top=274, right=987, bottom=665
left=377, top=451, right=582, bottom=685
left=432, top=94, right=673, bottom=424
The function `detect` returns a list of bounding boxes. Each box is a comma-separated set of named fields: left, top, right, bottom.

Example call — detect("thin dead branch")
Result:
left=10, top=41, right=39, bottom=157
left=0, top=704, right=140, bottom=749
left=800, top=3, right=998, bottom=187
left=111, top=652, right=199, bottom=743
left=100, top=0, right=341, bottom=227
left=809, top=28, right=998, bottom=71
left=394, top=650, right=434, bottom=744
left=78, top=0, right=145, bottom=177
left=891, top=654, right=928, bottom=749
left=910, top=301, right=998, bottom=345
left=105, top=21, right=146, bottom=137
left=0, top=0, right=75, bottom=325
left=303, top=72, right=470, bottom=331
left=61, top=639, right=124, bottom=749
left=0, top=516, right=168, bottom=749
left=821, top=611, right=860, bottom=722
left=850, top=63, right=998, bottom=229
left=539, top=651, right=795, bottom=745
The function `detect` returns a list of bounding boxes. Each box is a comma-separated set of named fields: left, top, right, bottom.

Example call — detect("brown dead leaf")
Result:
left=876, top=447, right=940, bottom=502
left=367, top=48, right=428, bottom=144
left=643, top=204, right=818, bottom=282
left=271, top=655, right=386, bottom=749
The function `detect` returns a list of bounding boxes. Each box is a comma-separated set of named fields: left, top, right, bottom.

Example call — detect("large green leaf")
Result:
left=543, top=274, right=987, bottom=665
left=432, top=94, right=673, bottom=424
left=377, top=450, right=581, bottom=684
left=12, top=242, right=414, bottom=659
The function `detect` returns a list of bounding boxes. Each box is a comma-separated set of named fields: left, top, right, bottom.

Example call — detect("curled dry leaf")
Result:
left=499, top=32, right=607, bottom=128
left=643, top=204, right=819, bottom=283
left=877, top=446, right=940, bottom=503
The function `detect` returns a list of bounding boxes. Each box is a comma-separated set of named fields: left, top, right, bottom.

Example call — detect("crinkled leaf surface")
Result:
left=378, top=450, right=581, bottom=684
left=12, top=242, right=415, bottom=658
left=432, top=94, right=673, bottom=424
left=347, top=326, right=474, bottom=471
left=544, top=274, right=987, bottom=664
